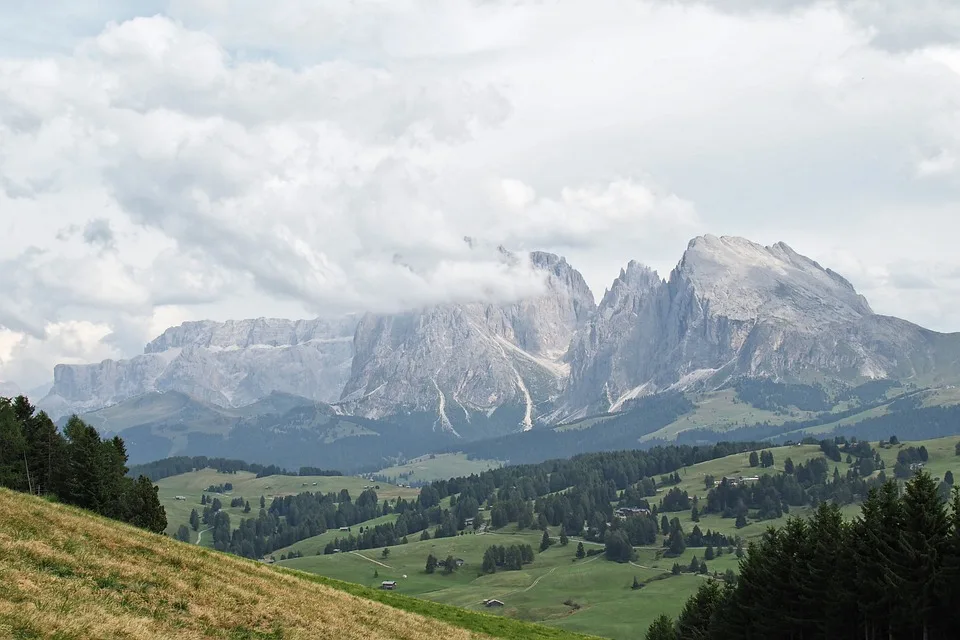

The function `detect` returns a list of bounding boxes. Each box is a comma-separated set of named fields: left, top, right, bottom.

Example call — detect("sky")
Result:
left=2, top=0, right=960, bottom=392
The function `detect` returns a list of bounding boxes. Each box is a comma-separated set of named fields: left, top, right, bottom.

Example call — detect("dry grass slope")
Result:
left=0, top=488, right=504, bottom=640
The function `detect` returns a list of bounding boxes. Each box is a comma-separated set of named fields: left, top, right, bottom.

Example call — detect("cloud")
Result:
left=82, top=218, right=116, bottom=252
left=1, top=1, right=960, bottom=387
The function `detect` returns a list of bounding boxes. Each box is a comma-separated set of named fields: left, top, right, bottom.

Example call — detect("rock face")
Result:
left=40, top=317, right=357, bottom=419
left=338, top=252, right=596, bottom=436
left=563, top=235, right=960, bottom=417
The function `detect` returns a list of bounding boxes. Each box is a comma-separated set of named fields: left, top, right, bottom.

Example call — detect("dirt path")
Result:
left=349, top=551, right=393, bottom=568
left=523, top=566, right=557, bottom=592
left=195, top=527, right=212, bottom=545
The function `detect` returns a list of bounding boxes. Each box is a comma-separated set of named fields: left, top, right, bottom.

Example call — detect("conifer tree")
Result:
left=645, top=614, right=677, bottom=640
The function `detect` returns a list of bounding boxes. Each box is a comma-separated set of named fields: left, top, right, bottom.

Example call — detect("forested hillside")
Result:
left=0, top=395, right=166, bottom=533
left=650, top=471, right=960, bottom=640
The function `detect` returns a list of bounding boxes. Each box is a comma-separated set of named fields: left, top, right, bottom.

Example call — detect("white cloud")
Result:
left=1, top=0, right=960, bottom=387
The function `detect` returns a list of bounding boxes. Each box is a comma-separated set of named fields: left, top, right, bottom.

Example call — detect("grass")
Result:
left=0, top=488, right=594, bottom=640
left=376, top=454, right=503, bottom=484
left=641, top=389, right=810, bottom=442
left=279, top=527, right=717, bottom=639
left=155, top=468, right=420, bottom=541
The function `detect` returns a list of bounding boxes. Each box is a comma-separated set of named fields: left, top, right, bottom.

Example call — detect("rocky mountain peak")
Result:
left=674, top=234, right=872, bottom=325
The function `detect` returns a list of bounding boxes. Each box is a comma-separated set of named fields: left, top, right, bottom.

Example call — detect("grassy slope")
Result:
left=641, top=389, right=806, bottom=441
left=376, top=453, right=503, bottom=484
left=0, top=488, right=600, bottom=640
left=156, top=469, right=420, bottom=541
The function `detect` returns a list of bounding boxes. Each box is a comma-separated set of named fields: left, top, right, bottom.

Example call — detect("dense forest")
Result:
left=648, top=471, right=960, bottom=640
left=0, top=395, right=166, bottom=533
left=201, top=440, right=768, bottom=560
left=129, top=455, right=342, bottom=481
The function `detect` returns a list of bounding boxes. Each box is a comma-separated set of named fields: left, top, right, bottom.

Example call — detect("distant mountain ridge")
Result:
left=40, top=317, right=357, bottom=418
left=37, top=236, right=960, bottom=452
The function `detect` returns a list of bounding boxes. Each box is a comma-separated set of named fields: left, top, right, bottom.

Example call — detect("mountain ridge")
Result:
left=36, top=235, right=960, bottom=448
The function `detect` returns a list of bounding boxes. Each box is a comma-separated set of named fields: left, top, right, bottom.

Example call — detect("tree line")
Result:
left=0, top=396, right=166, bottom=534
left=646, top=471, right=960, bottom=640
left=128, top=455, right=341, bottom=482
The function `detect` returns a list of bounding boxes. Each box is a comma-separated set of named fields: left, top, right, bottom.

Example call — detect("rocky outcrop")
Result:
left=40, top=317, right=357, bottom=419
left=562, top=235, right=960, bottom=417
left=338, top=252, right=595, bottom=435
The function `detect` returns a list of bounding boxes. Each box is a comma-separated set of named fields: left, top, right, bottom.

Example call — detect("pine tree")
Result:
left=481, top=547, right=497, bottom=574
left=244, top=500, right=251, bottom=513
left=749, top=451, right=759, bottom=467
left=784, top=457, right=795, bottom=474
left=644, top=614, right=677, bottom=640
left=176, top=525, right=191, bottom=542
left=898, top=471, right=950, bottom=639
left=667, top=529, right=686, bottom=557
left=124, top=475, right=168, bottom=534
left=690, top=505, right=700, bottom=522
left=189, top=508, right=200, bottom=531
left=575, top=541, right=585, bottom=559
left=676, top=580, right=725, bottom=639
left=425, top=553, right=437, bottom=574
left=540, top=528, right=552, bottom=552
left=632, top=575, right=641, bottom=590
left=559, top=529, right=569, bottom=546
left=704, top=545, right=714, bottom=560
left=420, top=529, right=431, bottom=541
left=260, top=495, right=265, bottom=509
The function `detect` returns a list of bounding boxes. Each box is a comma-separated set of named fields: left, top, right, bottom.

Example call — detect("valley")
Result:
left=146, top=435, right=960, bottom=640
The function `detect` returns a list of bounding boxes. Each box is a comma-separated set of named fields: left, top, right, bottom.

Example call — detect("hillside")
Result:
left=0, top=488, right=593, bottom=640
left=273, top=436, right=960, bottom=640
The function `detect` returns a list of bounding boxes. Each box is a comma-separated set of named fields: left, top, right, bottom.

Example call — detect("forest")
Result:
left=647, top=471, right=960, bottom=640
left=0, top=395, right=166, bottom=533
left=128, top=455, right=342, bottom=482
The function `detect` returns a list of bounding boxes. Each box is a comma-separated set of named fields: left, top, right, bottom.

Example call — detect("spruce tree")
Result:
left=898, top=471, right=950, bottom=639
left=540, top=528, right=552, bottom=552
left=189, top=508, right=200, bottom=531
left=644, top=614, right=676, bottom=640
left=576, top=541, right=585, bottom=559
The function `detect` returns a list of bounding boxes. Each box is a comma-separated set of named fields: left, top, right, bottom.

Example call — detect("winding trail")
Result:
left=195, top=527, right=212, bottom=545
left=350, top=551, right=393, bottom=569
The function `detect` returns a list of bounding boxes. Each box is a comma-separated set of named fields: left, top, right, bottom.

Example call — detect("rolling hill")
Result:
left=0, top=488, right=593, bottom=640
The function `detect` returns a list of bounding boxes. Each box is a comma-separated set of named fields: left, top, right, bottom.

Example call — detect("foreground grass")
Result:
left=0, top=488, right=591, bottom=640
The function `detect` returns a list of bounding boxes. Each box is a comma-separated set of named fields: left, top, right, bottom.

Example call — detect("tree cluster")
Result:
left=481, top=544, right=534, bottom=573
left=650, top=472, right=960, bottom=640
left=0, top=396, right=166, bottom=534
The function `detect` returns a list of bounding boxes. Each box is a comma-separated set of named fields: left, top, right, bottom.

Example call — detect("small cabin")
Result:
left=380, top=581, right=397, bottom=590
left=455, top=558, right=465, bottom=568
left=174, top=496, right=187, bottom=501
left=484, top=599, right=504, bottom=608
left=339, top=526, right=350, bottom=532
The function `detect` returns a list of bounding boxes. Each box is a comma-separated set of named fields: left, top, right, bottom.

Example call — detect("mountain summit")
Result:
left=562, top=234, right=960, bottom=418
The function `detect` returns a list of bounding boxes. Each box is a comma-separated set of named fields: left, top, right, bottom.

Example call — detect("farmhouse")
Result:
left=380, top=581, right=397, bottom=590
left=339, top=526, right=350, bottom=532
left=615, top=507, right=651, bottom=519
left=174, top=496, right=187, bottom=501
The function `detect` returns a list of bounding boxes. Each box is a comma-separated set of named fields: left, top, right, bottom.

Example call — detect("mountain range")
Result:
left=27, top=235, right=960, bottom=470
